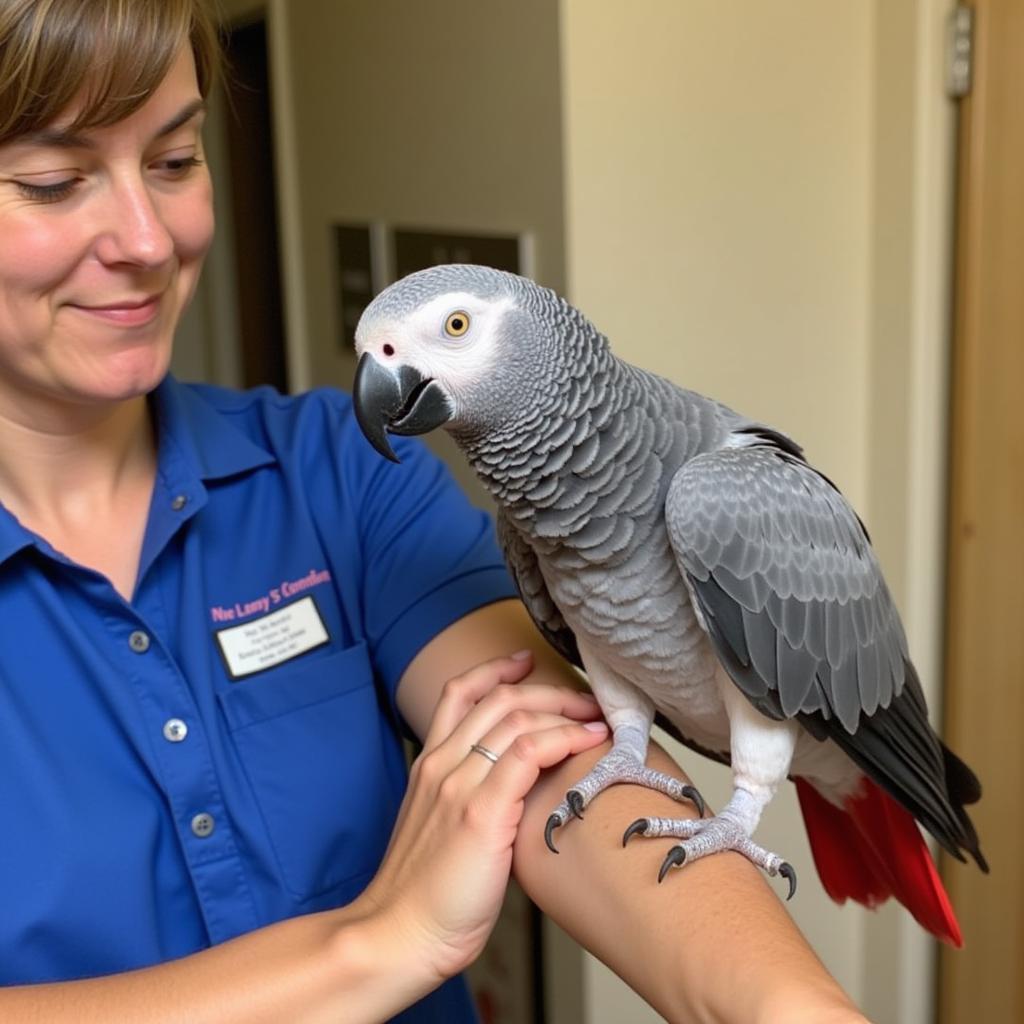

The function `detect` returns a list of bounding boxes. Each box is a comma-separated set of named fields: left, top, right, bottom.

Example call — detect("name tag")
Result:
left=215, top=596, right=329, bottom=679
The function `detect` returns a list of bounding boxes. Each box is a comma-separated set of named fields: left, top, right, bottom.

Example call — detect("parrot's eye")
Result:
left=444, top=311, right=471, bottom=338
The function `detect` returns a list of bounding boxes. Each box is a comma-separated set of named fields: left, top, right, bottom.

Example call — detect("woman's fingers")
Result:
left=422, top=655, right=601, bottom=769
left=458, top=709, right=588, bottom=779
left=467, top=720, right=609, bottom=818
left=445, top=682, right=599, bottom=753
left=394, top=708, right=571, bottom=840
left=422, top=650, right=535, bottom=749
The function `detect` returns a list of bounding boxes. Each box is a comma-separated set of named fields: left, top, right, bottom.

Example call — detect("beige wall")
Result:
left=561, top=2, right=955, bottom=1022
left=272, top=0, right=566, bottom=395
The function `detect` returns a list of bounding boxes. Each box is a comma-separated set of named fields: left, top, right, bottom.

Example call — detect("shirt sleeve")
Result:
left=306, top=389, right=518, bottom=702
left=358, top=433, right=517, bottom=696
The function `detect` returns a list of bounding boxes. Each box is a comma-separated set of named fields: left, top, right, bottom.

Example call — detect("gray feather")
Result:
left=776, top=634, right=819, bottom=717
left=666, top=446, right=909, bottom=731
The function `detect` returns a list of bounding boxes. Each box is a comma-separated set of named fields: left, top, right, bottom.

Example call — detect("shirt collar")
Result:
left=0, top=376, right=276, bottom=568
left=0, top=510, right=29, bottom=567
left=151, top=375, right=276, bottom=484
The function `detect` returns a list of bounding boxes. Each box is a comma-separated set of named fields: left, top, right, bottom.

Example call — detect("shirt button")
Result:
left=128, top=630, right=151, bottom=654
left=191, top=813, right=216, bottom=838
left=171, top=494, right=188, bottom=511
left=163, top=718, right=188, bottom=743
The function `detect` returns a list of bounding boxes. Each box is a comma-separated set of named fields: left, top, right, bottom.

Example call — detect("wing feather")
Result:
left=665, top=441, right=985, bottom=868
left=665, top=443, right=906, bottom=730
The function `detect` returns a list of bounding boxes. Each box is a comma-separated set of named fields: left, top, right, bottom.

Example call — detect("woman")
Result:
left=0, top=1, right=868, bottom=1020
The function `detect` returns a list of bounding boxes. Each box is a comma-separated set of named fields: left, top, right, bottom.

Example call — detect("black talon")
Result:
left=682, top=784, right=706, bottom=818
left=567, top=790, right=585, bottom=820
left=658, top=845, right=687, bottom=883
left=622, top=818, right=649, bottom=847
left=544, top=814, right=562, bottom=854
left=778, top=861, right=797, bottom=901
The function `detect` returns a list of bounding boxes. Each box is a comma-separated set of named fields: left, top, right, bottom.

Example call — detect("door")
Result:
left=940, top=2, right=1024, bottom=1020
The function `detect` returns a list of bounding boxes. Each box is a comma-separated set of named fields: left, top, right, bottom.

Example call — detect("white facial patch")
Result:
left=361, top=291, right=516, bottom=414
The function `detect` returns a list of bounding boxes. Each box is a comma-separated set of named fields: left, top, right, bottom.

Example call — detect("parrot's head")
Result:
left=353, top=263, right=584, bottom=462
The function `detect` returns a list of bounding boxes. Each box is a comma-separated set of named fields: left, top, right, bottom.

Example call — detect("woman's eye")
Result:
left=15, top=178, right=80, bottom=204
left=157, top=155, right=205, bottom=177
left=444, top=310, right=471, bottom=337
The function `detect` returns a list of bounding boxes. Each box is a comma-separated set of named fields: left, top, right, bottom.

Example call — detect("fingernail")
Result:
left=510, top=649, right=532, bottom=661
left=584, top=720, right=609, bottom=732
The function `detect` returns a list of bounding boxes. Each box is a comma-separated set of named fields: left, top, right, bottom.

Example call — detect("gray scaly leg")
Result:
left=623, top=787, right=797, bottom=899
left=544, top=722, right=705, bottom=851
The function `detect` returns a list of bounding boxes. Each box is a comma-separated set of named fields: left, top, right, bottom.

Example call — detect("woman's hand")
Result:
left=357, top=650, right=607, bottom=984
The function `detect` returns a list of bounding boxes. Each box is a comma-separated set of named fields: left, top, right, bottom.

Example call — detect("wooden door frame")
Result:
left=940, top=1, right=1024, bottom=1020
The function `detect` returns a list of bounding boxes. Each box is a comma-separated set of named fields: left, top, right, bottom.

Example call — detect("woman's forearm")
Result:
left=0, top=905, right=436, bottom=1024
left=513, top=740, right=866, bottom=1024
left=0, top=642, right=612, bottom=1024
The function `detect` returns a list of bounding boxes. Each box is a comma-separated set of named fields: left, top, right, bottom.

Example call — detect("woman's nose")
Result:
left=93, top=180, right=175, bottom=269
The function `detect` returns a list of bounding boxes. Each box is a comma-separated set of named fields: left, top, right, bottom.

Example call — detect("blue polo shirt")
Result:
left=0, top=376, right=516, bottom=1020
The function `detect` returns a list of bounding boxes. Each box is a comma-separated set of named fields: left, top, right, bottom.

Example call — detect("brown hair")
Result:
left=0, top=0, right=221, bottom=145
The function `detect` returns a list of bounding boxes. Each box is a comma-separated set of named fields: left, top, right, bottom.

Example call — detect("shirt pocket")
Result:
left=217, top=642, right=401, bottom=901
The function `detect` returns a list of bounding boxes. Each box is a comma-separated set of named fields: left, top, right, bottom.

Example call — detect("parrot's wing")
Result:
left=665, top=441, right=986, bottom=866
left=496, top=509, right=582, bottom=670
left=665, top=442, right=907, bottom=733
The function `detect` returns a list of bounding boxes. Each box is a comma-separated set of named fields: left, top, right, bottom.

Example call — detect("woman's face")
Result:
left=0, top=46, right=213, bottom=420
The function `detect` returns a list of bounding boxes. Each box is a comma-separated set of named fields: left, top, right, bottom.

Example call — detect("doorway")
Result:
left=222, top=15, right=289, bottom=392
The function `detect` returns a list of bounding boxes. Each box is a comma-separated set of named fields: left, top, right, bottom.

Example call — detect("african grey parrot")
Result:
left=351, top=264, right=986, bottom=944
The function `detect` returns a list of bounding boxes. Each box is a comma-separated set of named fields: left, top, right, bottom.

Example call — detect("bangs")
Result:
left=0, top=0, right=219, bottom=144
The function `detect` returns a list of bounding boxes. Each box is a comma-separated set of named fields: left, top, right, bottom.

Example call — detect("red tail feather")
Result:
left=794, top=776, right=962, bottom=947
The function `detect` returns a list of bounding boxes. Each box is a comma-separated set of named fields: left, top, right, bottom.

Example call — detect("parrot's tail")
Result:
left=794, top=776, right=962, bottom=947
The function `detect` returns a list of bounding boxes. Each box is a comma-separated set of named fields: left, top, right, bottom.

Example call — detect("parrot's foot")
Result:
left=544, top=747, right=704, bottom=853
left=623, top=813, right=797, bottom=900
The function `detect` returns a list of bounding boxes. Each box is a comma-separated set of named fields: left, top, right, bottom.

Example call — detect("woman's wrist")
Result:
left=752, top=983, right=867, bottom=1024
left=329, top=897, right=447, bottom=1018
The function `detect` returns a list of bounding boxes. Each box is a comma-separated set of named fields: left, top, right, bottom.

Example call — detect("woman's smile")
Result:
left=64, top=293, right=164, bottom=327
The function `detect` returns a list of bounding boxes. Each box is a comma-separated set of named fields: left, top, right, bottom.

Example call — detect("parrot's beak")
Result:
left=352, top=352, right=454, bottom=463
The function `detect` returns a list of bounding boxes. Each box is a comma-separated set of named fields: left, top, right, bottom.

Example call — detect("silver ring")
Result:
left=469, top=743, right=500, bottom=764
